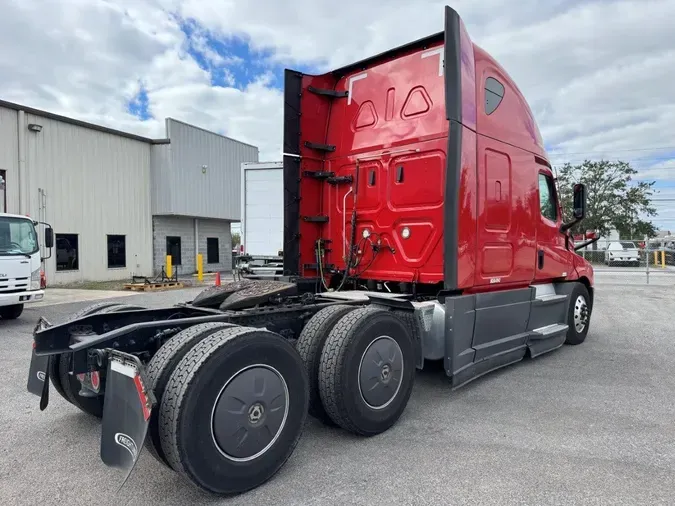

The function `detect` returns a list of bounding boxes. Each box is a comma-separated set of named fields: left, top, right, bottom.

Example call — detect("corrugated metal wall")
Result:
left=151, top=119, right=258, bottom=219
left=0, top=107, right=19, bottom=212
left=23, top=113, right=154, bottom=283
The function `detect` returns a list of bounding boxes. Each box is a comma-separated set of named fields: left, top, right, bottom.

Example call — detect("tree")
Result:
left=555, top=160, right=658, bottom=239
left=231, top=232, right=241, bottom=249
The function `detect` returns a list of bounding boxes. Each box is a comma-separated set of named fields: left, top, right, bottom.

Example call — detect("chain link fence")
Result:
left=576, top=237, right=675, bottom=284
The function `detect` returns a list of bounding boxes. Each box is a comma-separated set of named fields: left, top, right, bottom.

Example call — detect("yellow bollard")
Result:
left=661, top=250, right=666, bottom=269
left=166, top=254, right=172, bottom=278
left=197, top=253, right=203, bottom=282
left=654, top=251, right=658, bottom=266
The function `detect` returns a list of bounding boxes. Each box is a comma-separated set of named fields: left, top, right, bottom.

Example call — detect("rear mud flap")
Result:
left=26, top=317, right=53, bottom=410
left=27, top=350, right=50, bottom=409
left=100, top=351, right=156, bottom=489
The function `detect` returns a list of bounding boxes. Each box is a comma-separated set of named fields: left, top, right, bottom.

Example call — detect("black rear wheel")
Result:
left=295, top=304, right=358, bottom=425
left=144, top=322, right=235, bottom=468
left=318, top=306, right=415, bottom=436
left=0, top=304, right=23, bottom=319
left=53, top=302, right=147, bottom=416
left=158, top=326, right=309, bottom=495
left=58, top=353, right=104, bottom=418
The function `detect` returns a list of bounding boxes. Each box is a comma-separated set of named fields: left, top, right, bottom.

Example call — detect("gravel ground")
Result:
left=1, top=281, right=674, bottom=506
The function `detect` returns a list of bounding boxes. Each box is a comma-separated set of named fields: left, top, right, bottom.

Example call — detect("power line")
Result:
left=548, top=146, right=675, bottom=156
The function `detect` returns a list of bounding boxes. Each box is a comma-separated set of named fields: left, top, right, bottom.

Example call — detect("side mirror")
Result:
left=561, top=183, right=587, bottom=233
left=44, top=227, right=54, bottom=249
left=572, top=183, right=586, bottom=220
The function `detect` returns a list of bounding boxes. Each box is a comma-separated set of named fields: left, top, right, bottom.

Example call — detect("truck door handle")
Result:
left=538, top=250, right=544, bottom=269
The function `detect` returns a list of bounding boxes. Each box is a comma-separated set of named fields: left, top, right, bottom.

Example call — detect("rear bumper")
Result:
left=0, top=289, right=44, bottom=305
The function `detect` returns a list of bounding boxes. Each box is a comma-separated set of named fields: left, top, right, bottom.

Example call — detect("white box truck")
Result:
left=239, top=162, right=284, bottom=279
left=0, top=213, right=53, bottom=319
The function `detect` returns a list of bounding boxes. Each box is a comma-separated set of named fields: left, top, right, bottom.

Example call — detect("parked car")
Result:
left=604, top=241, right=640, bottom=266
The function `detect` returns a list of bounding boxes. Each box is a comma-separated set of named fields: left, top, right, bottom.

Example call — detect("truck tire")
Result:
left=48, top=354, right=68, bottom=402
left=0, top=304, right=23, bottom=319
left=318, top=306, right=415, bottom=436
left=58, top=353, right=104, bottom=418
left=54, top=303, right=148, bottom=415
left=295, top=304, right=358, bottom=425
left=145, top=322, right=235, bottom=468
left=158, top=326, right=309, bottom=495
left=565, top=283, right=592, bottom=346
left=50, top=302, right=126, bottom=406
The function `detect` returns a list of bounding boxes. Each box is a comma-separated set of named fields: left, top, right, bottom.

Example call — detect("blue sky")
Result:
left=126, top=17, right=320, bottom=122
left=3, top=0, right=674, bottom=232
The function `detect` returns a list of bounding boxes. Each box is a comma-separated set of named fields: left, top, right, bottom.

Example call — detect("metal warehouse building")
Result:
left=0, top=99, right=258, bottom=284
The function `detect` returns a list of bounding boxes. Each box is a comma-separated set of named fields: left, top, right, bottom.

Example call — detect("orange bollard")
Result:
left=215, top=272, right=221, bottom=286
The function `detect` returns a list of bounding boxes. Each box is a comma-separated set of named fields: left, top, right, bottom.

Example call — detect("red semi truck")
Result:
left=27, top=5, right=596, bottom=497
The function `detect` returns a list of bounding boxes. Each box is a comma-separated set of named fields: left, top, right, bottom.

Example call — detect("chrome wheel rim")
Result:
left=573, top=295, right=589, bottom=333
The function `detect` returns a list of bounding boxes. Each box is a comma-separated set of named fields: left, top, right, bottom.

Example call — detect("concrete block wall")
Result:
left=198, top=218, right=232, bottom=273
left=153, top=216, right=195, bottom=276
left=152, top=215, right=232, bottom=276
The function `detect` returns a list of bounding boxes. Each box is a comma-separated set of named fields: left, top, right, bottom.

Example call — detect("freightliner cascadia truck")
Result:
left=27, top=5, right=597, bottom=497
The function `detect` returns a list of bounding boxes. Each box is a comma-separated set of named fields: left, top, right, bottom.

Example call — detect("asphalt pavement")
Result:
left=0, top=280, right=673, bottom=506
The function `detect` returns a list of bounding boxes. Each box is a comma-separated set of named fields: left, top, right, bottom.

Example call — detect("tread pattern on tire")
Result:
left=295, top=304, right=358, bottom=423
left=158, top=326, right=255, bottom=475
left=318, top=306, right=388, bottom=433
left=144, top=322, right=235, bottom=466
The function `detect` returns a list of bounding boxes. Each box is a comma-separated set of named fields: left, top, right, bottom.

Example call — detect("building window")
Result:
left=207, top=237, right=219, bottom=264
left=56, top=233, right=79, bottom=271
left=166, top=236, right=182, bottom=265
left=107, top=235, right=126, bottom=268
left=485, top=77, right=505, bottom=115
left=538, top=173, right=558, bottom=222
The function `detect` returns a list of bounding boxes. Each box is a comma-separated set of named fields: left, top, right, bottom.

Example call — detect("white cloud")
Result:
left=0, top=0, right=674, bottom=185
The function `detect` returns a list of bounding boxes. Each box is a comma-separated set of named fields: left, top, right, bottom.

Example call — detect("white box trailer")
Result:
left=239, top=162, right=284, bottom=279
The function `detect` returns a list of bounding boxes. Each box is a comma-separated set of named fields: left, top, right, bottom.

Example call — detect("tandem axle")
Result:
left=26, top=277, right=592, bottom=496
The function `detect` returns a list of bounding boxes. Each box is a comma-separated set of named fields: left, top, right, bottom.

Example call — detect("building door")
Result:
left=166, top=236, right=182, bottom=265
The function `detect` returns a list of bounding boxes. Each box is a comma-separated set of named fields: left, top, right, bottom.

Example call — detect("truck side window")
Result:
left=538, top=173, right=557, bottom=222
left=485, top=77, right=505, bottom=115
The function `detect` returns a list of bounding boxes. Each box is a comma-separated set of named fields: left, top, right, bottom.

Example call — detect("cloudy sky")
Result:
left=1, top=0, right=674, bottom=231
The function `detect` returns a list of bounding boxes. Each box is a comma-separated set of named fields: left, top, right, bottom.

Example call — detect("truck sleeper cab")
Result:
left=26, top=5, right=595, bottom=499
left=283, top=6, right=595, bottom=384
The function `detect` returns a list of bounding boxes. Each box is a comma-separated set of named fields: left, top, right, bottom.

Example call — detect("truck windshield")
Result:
left=0, top=217, right=39, bottom=255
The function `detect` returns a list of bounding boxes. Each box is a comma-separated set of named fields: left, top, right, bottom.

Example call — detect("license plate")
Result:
left=100, top=351, right=156, bottom=489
